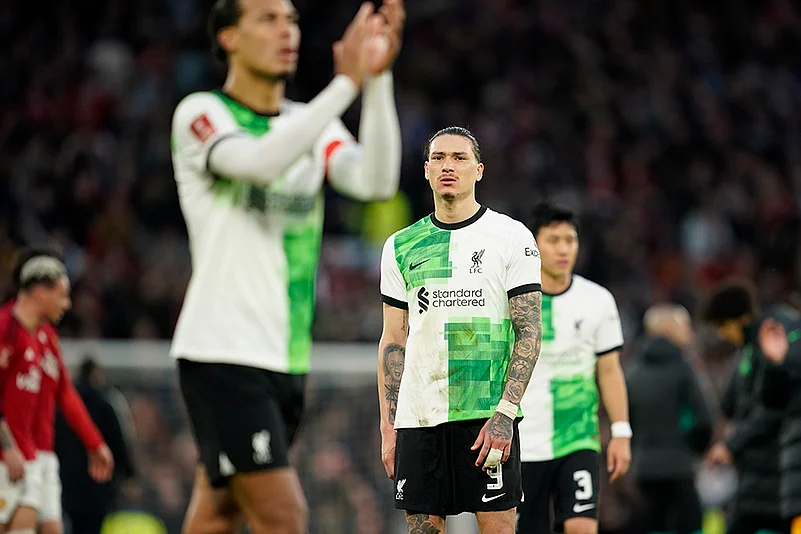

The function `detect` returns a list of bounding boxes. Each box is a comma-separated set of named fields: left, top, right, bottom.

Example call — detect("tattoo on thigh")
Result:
left=406, top=513, right=442, bottom=534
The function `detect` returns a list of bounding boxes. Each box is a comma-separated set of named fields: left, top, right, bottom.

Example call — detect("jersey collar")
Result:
left=542, top=275, right=574, bottom=297
left=216, top=90, right=281, bottom=117
left=431, top=205, right=488, bottom=230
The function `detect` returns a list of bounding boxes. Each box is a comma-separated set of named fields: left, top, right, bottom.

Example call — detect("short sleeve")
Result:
left=171, top=92, right=243, bottom=175
left=380, top=235, right=408, bottom=310
left=594, top=290, right=624, bottom=356
left=505, top=223, right=542, bottom=298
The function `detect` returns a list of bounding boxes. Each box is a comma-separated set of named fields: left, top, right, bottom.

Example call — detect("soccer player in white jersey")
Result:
left=378, top=127, right=544, bottom=534
left=169, top=0, right=404, bottom=532
left=516, top=202, right=631, bottom=534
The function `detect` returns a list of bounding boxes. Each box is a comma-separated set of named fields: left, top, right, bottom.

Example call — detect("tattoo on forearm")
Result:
left=487, top=411, right=513, bottom=442
left=383, top=343, right=406, bottom=425
left=505, top=291, right=543, bottom=404
left=406, top=514, right=442, bottom=534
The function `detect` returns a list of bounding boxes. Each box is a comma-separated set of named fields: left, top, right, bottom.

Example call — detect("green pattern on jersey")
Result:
left=211, top=91, right=322, bottom=374
left=542, top=294, right=555, bottom=342
left=284, top=198, right=323, bottom=373
left=551, top=374, right=601, bottom=457
left=393, top=216, right=453, bottom=288
left=445, top=318, right=513, bottom=421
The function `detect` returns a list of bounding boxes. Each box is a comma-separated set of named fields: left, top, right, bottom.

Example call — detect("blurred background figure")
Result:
left=626, top=304, right=715, bottom=534
left=699, top=281, right=788, bottom=534
left=754, top=305, right=801, bottom=534
left=56, top=357, right=137, bottom=534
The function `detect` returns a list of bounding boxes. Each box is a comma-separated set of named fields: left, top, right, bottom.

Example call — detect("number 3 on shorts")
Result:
left=573, top=469, right=593, bottom=500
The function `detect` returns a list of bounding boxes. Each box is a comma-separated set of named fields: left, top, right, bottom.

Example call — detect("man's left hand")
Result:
left=607, top=437, right=631, bottom=482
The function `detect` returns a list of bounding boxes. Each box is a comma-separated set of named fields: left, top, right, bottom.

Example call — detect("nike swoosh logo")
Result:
left=409, top=259, right=430, bottom=271
left=481, top=493, right=506, bottom=503
left=572, top=503, right=596, bottom=513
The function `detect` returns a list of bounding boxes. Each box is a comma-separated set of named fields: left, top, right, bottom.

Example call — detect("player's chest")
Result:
left=402, top=236, right=506, bottom=289
left=540, top=297, right=597, bottom=363
left=33, top=330, right=59, bottom=382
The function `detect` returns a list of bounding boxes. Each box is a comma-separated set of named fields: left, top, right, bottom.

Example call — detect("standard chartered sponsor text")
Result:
left=431, top=288, right=485, bottom=308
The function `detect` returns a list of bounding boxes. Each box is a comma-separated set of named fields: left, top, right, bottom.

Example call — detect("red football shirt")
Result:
left=35, top=324, right=104, bottom=453
left=0, top=304, right=42, bottom=461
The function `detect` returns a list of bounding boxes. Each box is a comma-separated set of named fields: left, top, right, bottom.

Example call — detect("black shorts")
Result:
left=518, top=450, right=600, bottom=533
left=394, top=419, right=522, bottom=517
left=178, top=359, right=306, bottom=487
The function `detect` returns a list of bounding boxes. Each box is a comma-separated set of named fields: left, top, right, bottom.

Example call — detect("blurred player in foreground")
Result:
left=169, top=0, right=404, bottom=532
left=516, top=202, right=630, bottom=534
left=379, top=127, right=543, bottom=534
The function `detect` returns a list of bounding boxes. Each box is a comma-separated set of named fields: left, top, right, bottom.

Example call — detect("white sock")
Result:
left=8, top=529, right=37, bottom=534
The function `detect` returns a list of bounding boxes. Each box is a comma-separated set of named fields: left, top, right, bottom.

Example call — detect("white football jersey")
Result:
left=169, top=91, right=353, bottom=374
left=518, top=275, right=624, bottom=461
left=380, top=207, right=542, bottom=429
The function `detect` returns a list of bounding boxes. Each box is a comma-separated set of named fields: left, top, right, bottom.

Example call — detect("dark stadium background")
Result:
left=1, top=0, right=799, bottom=532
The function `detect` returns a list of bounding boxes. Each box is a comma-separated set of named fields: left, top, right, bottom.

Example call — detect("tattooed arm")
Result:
left=473, top=290, right=543, bottom=469
left=377, top=303, right=409, bottom=479
left=503, top=290, right=543, bottom=403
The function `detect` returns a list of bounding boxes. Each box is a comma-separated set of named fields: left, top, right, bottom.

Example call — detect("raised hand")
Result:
left=365, top=0, right=405, bottom=75
left=333, top=2, right=374, bottom=88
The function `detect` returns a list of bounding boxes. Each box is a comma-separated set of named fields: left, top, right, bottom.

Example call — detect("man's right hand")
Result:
left=381, top=429, right=396, bottom=479
left=3, top=447, right=25, bottom=482
left=333, top=2, right=374, bottom=88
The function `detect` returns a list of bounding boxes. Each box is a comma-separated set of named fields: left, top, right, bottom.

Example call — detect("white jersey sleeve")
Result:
left=593, top=289, right=624, bottom=355
left=380, top=235, right=408, bottom=309
left=173, top=76, right=358, bottom=186
left=324, top=72, right=402, bottom=201
left=172, top=92, right=243, bottom=177
left=505, top=223, right=542, bottom=297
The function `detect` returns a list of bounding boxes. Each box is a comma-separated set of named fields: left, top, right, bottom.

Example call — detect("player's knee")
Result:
left=248, top=496, right=308, bottom=534
left=563, top=518, right=597, bottom=534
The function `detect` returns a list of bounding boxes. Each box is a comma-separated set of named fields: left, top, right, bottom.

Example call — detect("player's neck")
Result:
left=541, top=272, right=572, bottom=295
left=433, top=196, right=481, bottom=225
left=12, top=299, right=42, bottom=332
left=222, top=67, right=286, bottom=115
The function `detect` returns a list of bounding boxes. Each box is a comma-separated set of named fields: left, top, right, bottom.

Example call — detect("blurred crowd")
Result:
left=2, top=0, right=801, bottom=532
left=1, top=0, right=799, bottom=342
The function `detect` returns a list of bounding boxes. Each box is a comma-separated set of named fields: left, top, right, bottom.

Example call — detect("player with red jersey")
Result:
left=34, top=322, right=113, bottom=534
left=2, top=249, right=113, bottom=534
left=0, top=250, right=71, bottom=534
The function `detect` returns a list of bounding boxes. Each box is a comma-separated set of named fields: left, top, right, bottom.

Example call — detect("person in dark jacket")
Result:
left=55, top=357, right=136, bottom=534
left=699, top=281, right=789, bottom=534
left=754, top=303, right=801, bottom=534
left=626, top=304, right=714, bottom=534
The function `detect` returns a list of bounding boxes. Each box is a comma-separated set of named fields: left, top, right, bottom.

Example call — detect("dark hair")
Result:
left=699, top=280, right=758, bottom=325
left=424, top=126, right=481, bottom=163
left=527, top=201, right=578, bottom=237
left=12, top=247, right=66, bottom=292
left=208, top=0, right=243, bottom=63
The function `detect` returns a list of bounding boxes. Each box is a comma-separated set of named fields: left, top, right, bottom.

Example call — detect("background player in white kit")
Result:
left=516, top=202, right=631, bottom=534
left=378, top=127, right=544, bottom=534
left=169, top=0, right=404, bottom=533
